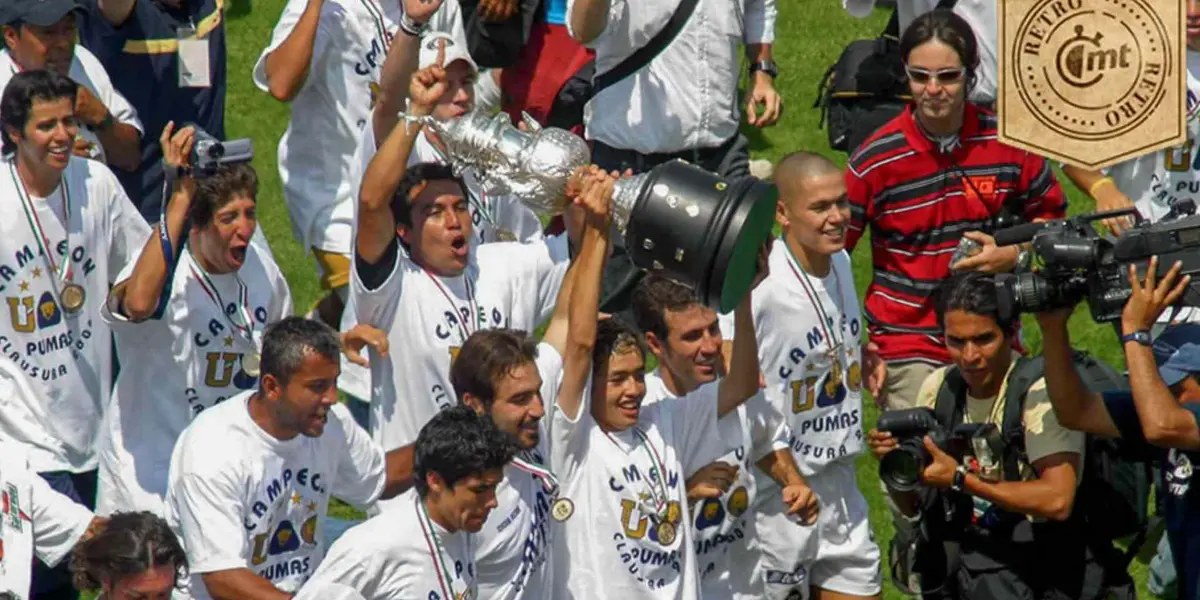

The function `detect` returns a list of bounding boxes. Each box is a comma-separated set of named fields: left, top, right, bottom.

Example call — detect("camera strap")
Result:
left=591, top=0, right=701, bottom=96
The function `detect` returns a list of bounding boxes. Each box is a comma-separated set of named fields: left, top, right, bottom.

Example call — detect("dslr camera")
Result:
left=990, top=202, right=1200, bottom=323
left=877, top=407, right=1003, bottom=492
left=186, top=124, right=253, bottom=176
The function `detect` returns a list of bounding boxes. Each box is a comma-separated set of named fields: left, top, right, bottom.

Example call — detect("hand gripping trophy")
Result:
left=408, top=109, right=779, bottom=312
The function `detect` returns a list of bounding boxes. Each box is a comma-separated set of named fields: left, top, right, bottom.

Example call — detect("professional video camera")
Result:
left=877, top=407, right=1003, bottom=492
left=186, top=124, right=253, bottom=176
left=990, top=201, right=1200, bottom=323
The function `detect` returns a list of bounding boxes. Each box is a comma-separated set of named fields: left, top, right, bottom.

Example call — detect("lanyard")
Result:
left=188, top=258, right=256, bottom=349
left=416, top=494, right=468, bottom=599
left=605, top=427, right=671, bottom=519
left=12, top=161, right=73, bottom=289
left=424, top=269, right=480, bottom=344
left=510, top=452, right=560, bottom=497
left=783, top=241, right=846, bottom=357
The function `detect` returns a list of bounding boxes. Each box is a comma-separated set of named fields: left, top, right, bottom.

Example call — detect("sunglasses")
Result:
left=905, top=66, right=965, bottom=84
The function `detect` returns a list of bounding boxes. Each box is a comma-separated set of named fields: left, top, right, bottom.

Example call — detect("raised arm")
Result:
left=112, top=123, right=195, bottom=321
left=717, top=248, right=767, bottom=418
left=556, top=169, right=615, bottom=420
left=74, top=87, right=141, bottom=172
left=97, top=0, right=137, bottom=27
left=357, top=41, right=449, bottom=264
left=1121, top=257, right=1200, bottom=449
left=261, top=0, right=327, bottom=102
left=371, top=0, right=445, bottom=144
left=1035, top=309, right=1120, bottom=437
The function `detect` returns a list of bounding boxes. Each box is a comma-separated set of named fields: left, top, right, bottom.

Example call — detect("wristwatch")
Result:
left=1120, top=329, right=1152, bottom=346
left=749, top=60, right=778, bottom=79
left=951, top=465, right=968, bottom=492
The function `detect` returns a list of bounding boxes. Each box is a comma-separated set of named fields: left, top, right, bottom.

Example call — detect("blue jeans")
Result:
left=33, top=470, right=97, bottom=599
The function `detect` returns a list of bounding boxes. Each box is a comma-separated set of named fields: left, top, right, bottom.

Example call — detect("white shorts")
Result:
left=753, top=460, right=882, bottom=599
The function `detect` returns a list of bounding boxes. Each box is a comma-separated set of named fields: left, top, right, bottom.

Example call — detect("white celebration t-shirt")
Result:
left=0, top=156, right=150, bottom=473
left=0, top=48, right=143, bottom=166
left=0, top=426, right=95, bottom=599
left=754, top=240, right=865, bottom=479
left=96, top=241, right=292, bottom=517
left=352, top=241, right=567, bottom=512
left=548, top=348, right=734, bottom=599
left=475, top=342, right=565, bottom=600
left=301, top=489, right=477, bottom=599
left=165, top=393, right=386, bottom=600
left=642, top=372, right=788, bottom=600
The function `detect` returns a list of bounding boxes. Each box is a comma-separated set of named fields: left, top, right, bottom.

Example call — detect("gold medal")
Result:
left=60, top=283, right=86, bottom=316
left=242, top=352, right=262, bottom=377
left=551, top=497, right=574, bottom=522
left=656, top=521, right=677, bottom=546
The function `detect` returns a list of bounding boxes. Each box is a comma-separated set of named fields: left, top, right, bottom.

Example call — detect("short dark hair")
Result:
left=70, top=511, right=188, bottom=593
left=1, top=69, right=77, bottom=155
left=391, top=162, right=468, bottom=228
left=593, top=317, right=647, bottom=375
left=936, top=271, right=1014, bottom=335
left=190, top=163, right=259, bottom=229
left=900, top=9, right=980, bottom=92
left=631, top=274, right=701, bottom=342
left=260, top=317, right=342, bottom=387
left=413, top=405, right=516, bottom=496
left=450, top=329, right=538, bottom=409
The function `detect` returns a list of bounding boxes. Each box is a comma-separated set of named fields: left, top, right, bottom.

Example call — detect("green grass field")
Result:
left=222, top=1, right=1158, bottom=597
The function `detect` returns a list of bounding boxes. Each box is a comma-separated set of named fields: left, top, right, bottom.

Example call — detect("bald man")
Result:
left=714, top=152, right=885, bottom=599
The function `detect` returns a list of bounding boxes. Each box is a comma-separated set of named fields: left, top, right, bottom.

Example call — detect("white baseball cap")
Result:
left=418, top=32, right=478, bottom=73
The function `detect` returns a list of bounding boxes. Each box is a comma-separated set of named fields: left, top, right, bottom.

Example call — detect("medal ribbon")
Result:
left=783, top=241, right=847, bottom=356
left=424, top=269, right=481, bottom=344
left=11, top=161, right=73, bottom=290
left=510, top=453, right=560, bottom=497
left=188, top=260, right=256, bottom=349
left=416, top=494, right=463, bottom=599
left=605, top=427, right=671, bottom=519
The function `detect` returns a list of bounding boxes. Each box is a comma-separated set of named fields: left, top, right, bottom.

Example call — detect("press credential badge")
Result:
left=177, top=26, right=211, bottom=88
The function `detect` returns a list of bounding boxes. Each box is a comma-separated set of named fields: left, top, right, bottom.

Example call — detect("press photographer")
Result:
left=1037, top=256, right=1200, bottom=600
left=866, top=272, right=1134, bottom=600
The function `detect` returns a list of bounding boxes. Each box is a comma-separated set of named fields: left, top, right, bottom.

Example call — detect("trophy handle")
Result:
left=520, top=112, right=543, bottom=134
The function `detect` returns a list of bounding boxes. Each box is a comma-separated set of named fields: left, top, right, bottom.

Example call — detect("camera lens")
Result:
left=880, top=446, right=925, bottom=492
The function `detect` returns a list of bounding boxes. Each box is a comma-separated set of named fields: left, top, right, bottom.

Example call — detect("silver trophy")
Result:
left=410, top=109, right=648, bottom=230
left=404, top=109, right=779, bottom=312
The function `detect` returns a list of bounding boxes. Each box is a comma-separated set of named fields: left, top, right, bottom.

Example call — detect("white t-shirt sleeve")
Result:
left=253, top=0, right=337, bottom=95
left=105, top=172, right=152, bottom=282
left=742, top=393, right=790, bottom=462
left=744, top=0, right=776, bottom=44
left=331, top=404, right=387, bottom=508
left=546, top=344, right=592, bottom=479
left=263, top=251, right=295, bottom=319
left=75, top=47, right=143, bottom=133
left=29, top=473, right=94, bottom=567
left=171, top=470, right=250, bottom=574
left=352, top=243, right=405, bottom=329
left=530, top=235, right=570, bottom=323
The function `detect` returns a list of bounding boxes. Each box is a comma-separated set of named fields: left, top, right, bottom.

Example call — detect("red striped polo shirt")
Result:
left=845, top=104, right=1067, bottom=364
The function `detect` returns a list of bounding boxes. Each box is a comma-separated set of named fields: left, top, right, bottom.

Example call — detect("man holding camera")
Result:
left=1038, top=257, right=1200, bottom=600
left=867, top=271, right=1129, bottom=600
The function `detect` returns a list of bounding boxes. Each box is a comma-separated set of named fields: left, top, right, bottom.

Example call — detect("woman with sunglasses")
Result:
left=843, top=8, right=1068, bottom=412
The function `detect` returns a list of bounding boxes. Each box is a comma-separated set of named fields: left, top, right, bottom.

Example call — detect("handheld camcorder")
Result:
left=186, top=124, right=254, bottom=176
left=989, top=201, right=1200, bottom=323
left=877, top=408, right=1003, bottom=492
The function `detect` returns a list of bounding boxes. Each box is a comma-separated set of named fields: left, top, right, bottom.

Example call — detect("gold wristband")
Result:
left=1088, top=177, right=1115, bottom=198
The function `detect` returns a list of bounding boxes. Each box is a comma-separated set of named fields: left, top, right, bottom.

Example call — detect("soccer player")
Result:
left=630, top=273, right=819, bottom=599
left=164, top=317, right=411, bottom=600
left=545, top=167, right=769, bottom=598
left=0, top=68, right=148, bottom=597
left=95, top=122, right=291, bottom=518
left=351, top=38, right=569, bottom=510
left=752, top=152, right=886, bottom=600
left=252, top=0, right=453, bottom=326
left=0, top=368, right=107, bottom=600
left=296, top=406, right=516, bottom=599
